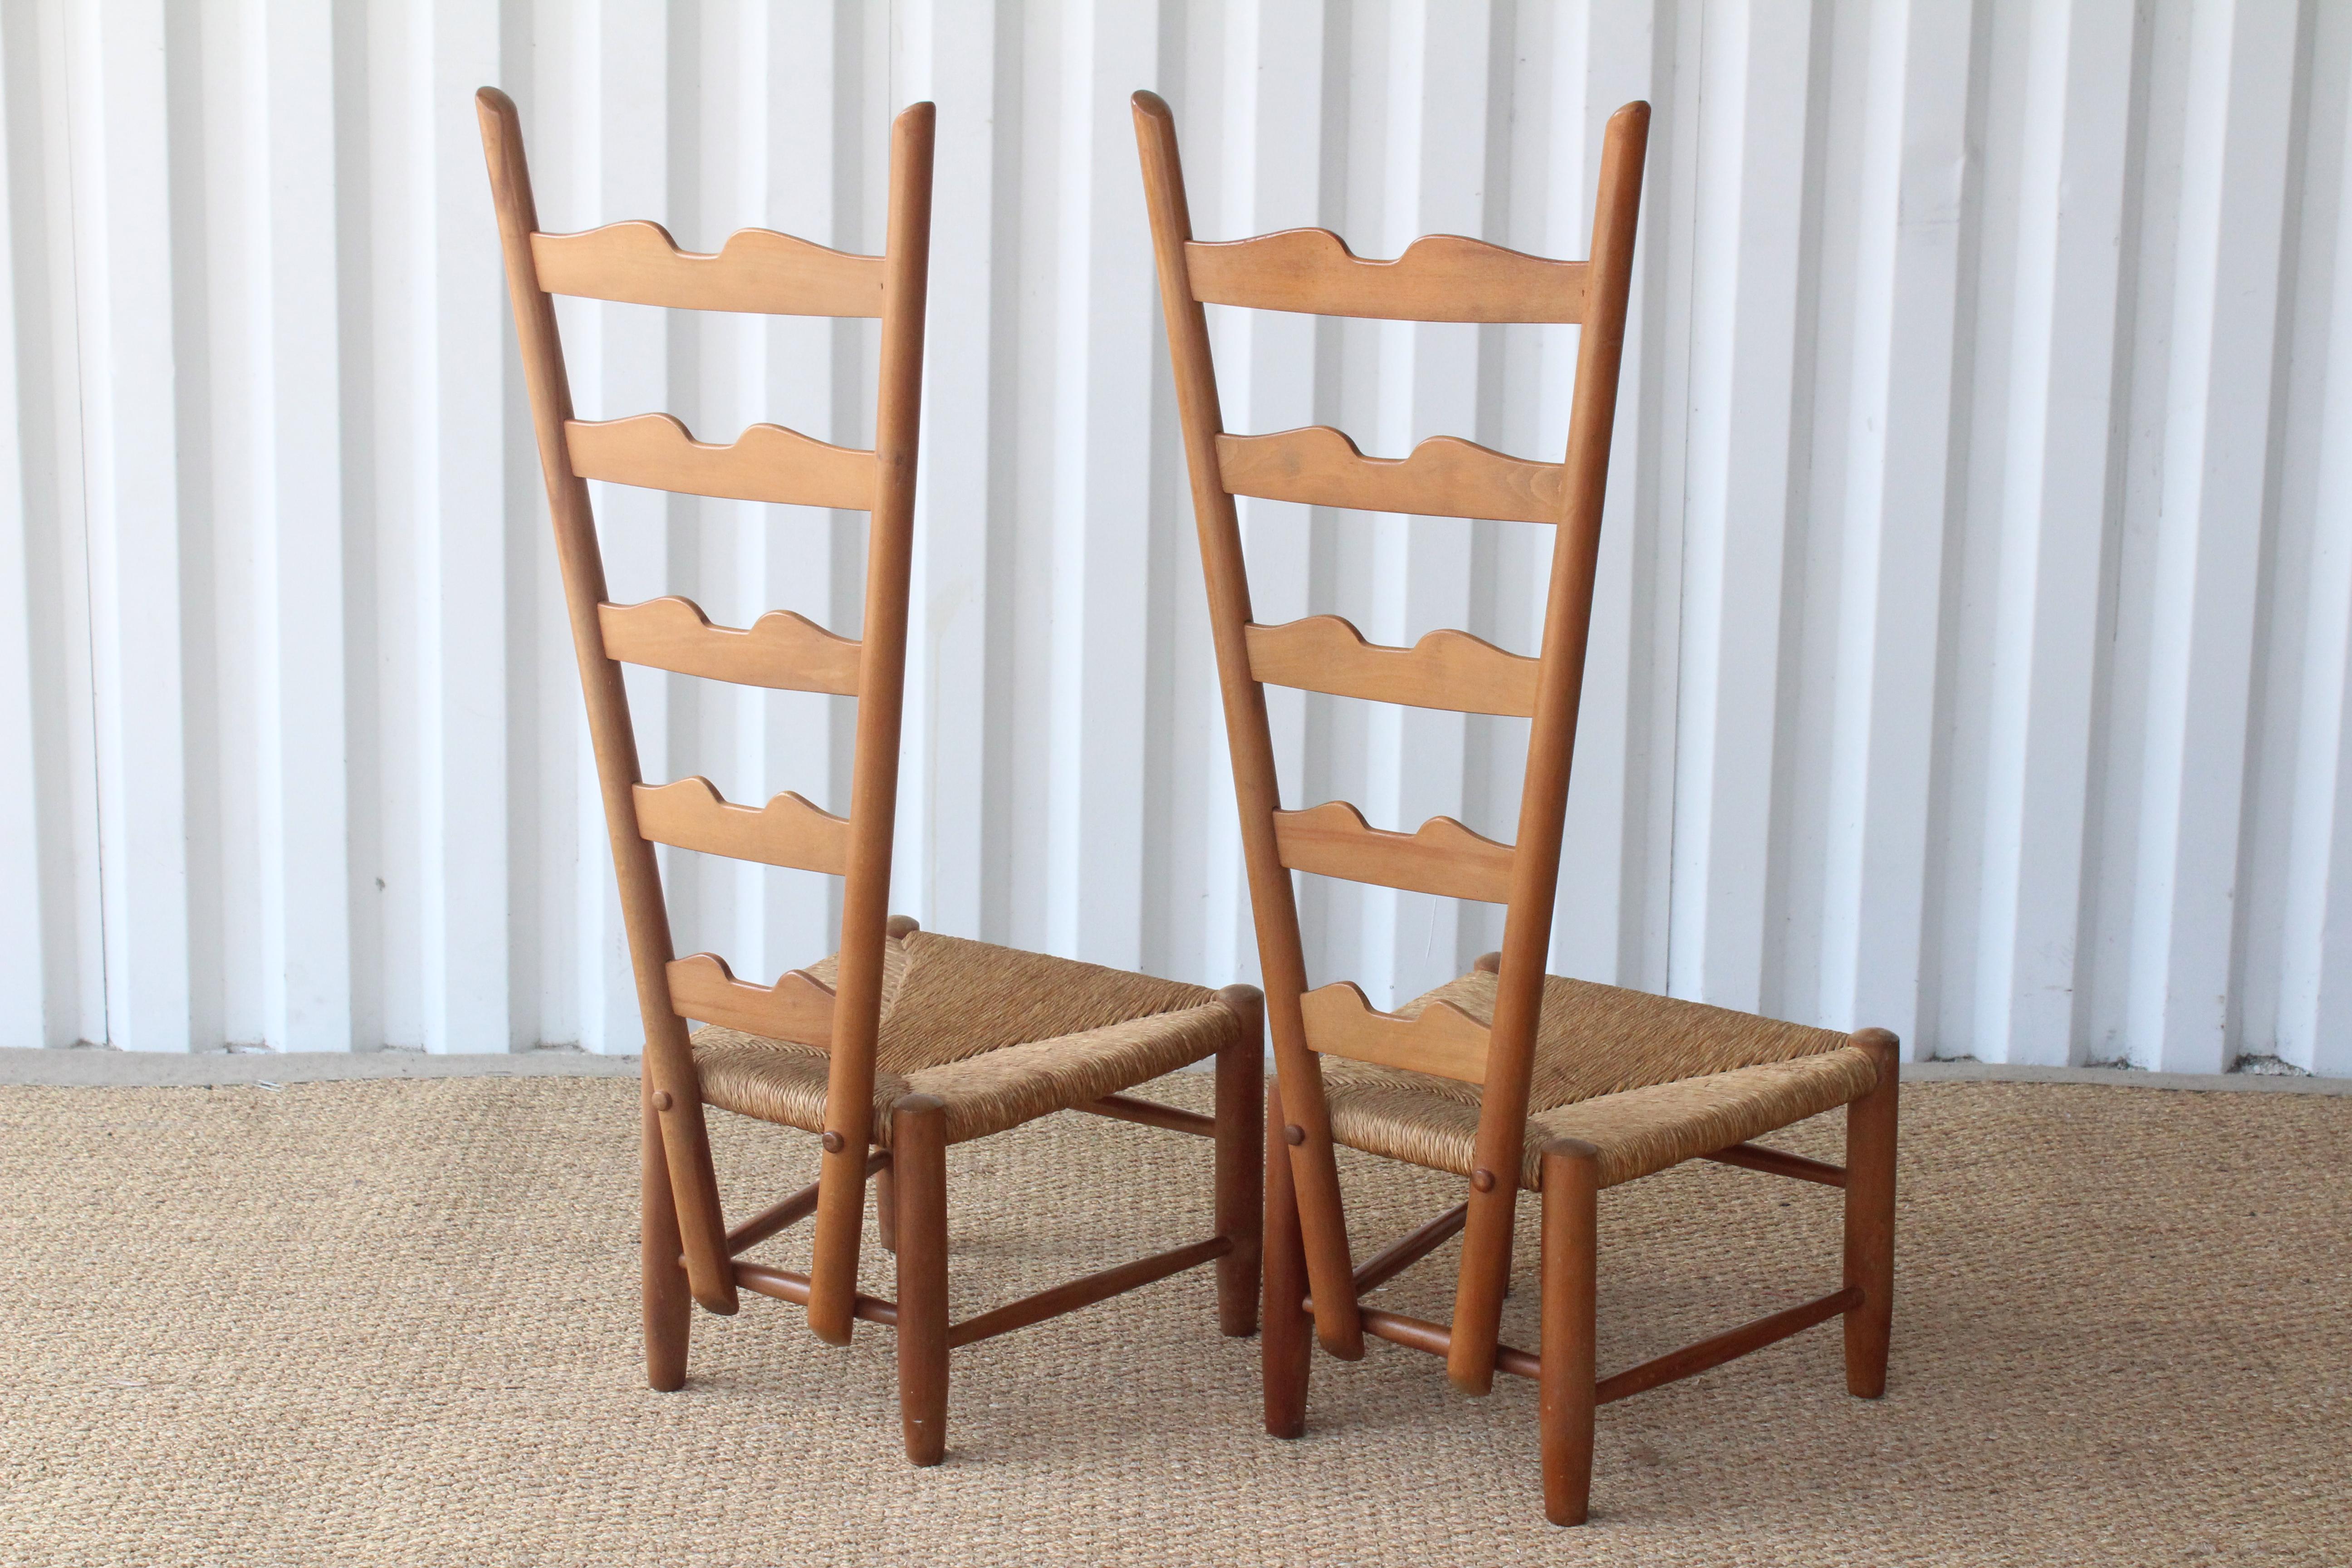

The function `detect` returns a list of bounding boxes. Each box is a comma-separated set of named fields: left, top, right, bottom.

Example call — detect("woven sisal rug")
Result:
left=0, top=1074, right=2343, bottom=1566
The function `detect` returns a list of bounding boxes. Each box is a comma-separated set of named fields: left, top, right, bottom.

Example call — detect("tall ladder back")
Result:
left=478, top=88, right=932, bottom=1344
left=1133, top=92, right=1651, bottom=1395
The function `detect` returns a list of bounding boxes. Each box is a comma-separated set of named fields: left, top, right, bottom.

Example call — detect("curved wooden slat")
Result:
left=598, top=597, right=861, bottom=694
left=530, top=220, right=885, bottom=316
left=634, top=777, right=850, bottom=874
left=1300, top=982, right=1490, bottom=1084
left=666, top=953, right=837, bottom=1044
left=1273, top=801, right=1514, bottom=903
left=1216, top=427, right=1563, bottom=524
left=1246, top=615, right=1539, bottom=716
left=567, top=413, right=877, bottom=510
left=1186, top=228, right=1586, bottom=323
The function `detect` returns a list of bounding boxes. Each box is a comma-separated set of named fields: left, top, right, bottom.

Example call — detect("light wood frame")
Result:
left=1136, top=90, right=1898, bottom=1525
left=480, top=87, right=1262, bottom=1466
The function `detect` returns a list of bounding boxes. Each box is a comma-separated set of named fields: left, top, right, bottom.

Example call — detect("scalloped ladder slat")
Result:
left=1245, top=616, right=1539, bottom=716
left=530, top=221, right=886, bottom=316
left=567, top=413, right=878, bottom=510
left=1183, top=228, right=1588, bottom=323
left=665, top=954, right=837, bottom=1045
left=633, top=777, right=851, bottom=874
left=1298, top=982, right=1490, bottom=1084
left=1216, top=427, right=1564, bottom=524
left=598, top=598, right=862, bottom=694
left=1272, top=801, right=1515, bottom=904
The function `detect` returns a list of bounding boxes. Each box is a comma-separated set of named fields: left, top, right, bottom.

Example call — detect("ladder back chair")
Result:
left=480, top=88, right=1263, bottom=1467
left=1134, top=92, right=1898, bottom=1525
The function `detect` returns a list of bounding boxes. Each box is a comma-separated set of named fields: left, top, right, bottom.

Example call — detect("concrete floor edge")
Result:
left=1, top=1046, right=2344, bottom=1094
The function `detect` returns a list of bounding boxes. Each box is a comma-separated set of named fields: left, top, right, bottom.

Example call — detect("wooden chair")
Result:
left=1133, top=92, right=1897, bottom=1525
left=478, top=88, right=1262, bottom=1467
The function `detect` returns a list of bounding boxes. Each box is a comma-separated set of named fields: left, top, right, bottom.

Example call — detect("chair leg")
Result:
left=1844, top=1029, right=1899, bottom=1398
left=1214, top=986, right=1265, bottom=1337
left=641, top=1092, right=692, bottom=1392
left=874, top=1161, right=898, bottom=1253
left=894, top=1093, right=950, bottom=1465
left=1261, top=1077, right=1312, bottom=1439
left=1539, top=1141, right=1599, bottom=1527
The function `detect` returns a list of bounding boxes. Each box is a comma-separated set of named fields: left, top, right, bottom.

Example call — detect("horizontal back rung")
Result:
left=1186, top=228, right=1586, bottom=323
left=568, top=414, right=878, bottom=510
left=1300, top=981, right=1490, bottom=1083
left=531, top=221, right=886, bottom=317
left=634, top=777, right=850, bottom=874
left=599, top=598, right=862, bottom=694
left=1218, top=428, right=1563, bottom=524
left=667, top=953, right=837, bottom=1044
left=1273, top=801, right=1514, bottom=903
left=1246, top=616, right=1538, bottom=716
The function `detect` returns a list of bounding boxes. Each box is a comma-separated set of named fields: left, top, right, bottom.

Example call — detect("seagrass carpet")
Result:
left=0, top=1073, right=2344, bottom=1567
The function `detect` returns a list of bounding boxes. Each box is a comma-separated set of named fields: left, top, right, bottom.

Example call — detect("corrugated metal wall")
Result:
left=3, top=0, right=2347, bottom=1075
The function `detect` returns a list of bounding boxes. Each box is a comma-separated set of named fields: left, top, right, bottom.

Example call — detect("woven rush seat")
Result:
left=1323, top=970, right=1879, bottom=1191
left=694, top=929, right=1241, bottom=1147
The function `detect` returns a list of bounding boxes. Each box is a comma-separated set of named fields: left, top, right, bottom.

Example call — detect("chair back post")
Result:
left=1447, top=101, right=1649, bottom=1393
left=475, top=87, right=738, bottom=1314
left=1133, top=91, right=1367, bottom=1362
left=805, top=102, right=936, bottom=1345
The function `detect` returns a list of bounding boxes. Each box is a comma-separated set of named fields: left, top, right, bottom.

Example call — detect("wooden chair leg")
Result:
left=1214, top=986, right=1265, bottom=1337
left=1843, top=1029, right=1899, bottom=1398
left=874, top=1161, right=898, bottom=1253
left=1539, top=1140, right=1599, bottom=1527
left=894, top=1093, right=950, bottom=1465
left=642, top=1092, right=692, bottom=1392
left=1261, top=1077, right=1312, bottom=1438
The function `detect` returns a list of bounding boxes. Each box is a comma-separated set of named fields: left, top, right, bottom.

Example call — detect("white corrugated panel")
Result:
left=2, top=1, right=2345, bottom=1075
